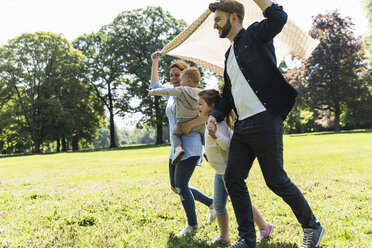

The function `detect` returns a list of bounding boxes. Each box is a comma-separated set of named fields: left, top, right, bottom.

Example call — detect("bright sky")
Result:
left=0, top=0, right=369, bottom=47
left=1, top=0, right=369, bottom=130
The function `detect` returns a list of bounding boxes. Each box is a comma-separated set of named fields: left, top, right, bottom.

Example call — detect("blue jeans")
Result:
left=213, top=173, right=229, bottom=214
left=169, top=156, right=213, bottom=226
left=225, top=111, right=319, bottom=247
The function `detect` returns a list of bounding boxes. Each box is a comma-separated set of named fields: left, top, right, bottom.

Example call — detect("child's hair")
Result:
left=199, top=89, right=236, bottom=129
left=180, top=67, right=200, bottom=86
left=170, top=60, right=189, bottom=72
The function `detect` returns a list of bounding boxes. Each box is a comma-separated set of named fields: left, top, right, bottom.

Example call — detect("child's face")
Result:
left=198, top=98, right=213, bottom=118
left=180, top=75, right=193, bottom=87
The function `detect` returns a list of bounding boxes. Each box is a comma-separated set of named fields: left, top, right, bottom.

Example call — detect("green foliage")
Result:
left=0, top=130, right=371, bottom=247
left=362, top=0, right=372, bottom=63
left=284, top=106, right=324, bottom=133
left=73, top=7, right=187, bottom=146
left=106, top=7, right=187, bottom=144
left=286, top=11, right=371, bottom=132
left=0, top=32, right=104, bottom=153
left=73, top=31, right=126, bottom=148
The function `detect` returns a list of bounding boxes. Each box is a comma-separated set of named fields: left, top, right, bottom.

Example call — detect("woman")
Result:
left=150, top=51, right=215, bottom=236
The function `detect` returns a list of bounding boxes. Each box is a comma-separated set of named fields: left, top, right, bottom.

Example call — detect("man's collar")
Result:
left=233, top=28, right=245, bottom=42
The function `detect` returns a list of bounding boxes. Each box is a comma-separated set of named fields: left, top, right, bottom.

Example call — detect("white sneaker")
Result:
left=207, top=208, right=217, bottom=223
left=176, top=224, right=196, bottom=237
left=172, top=147, right=185, bottom=165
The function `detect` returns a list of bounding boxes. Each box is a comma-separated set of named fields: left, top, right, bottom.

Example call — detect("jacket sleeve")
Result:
left=256, top=3, right=288, bottom=42
left=151, top=87, right=184, bottom=97
left=214, top=123, right=231, bottom=151
left=209, top=72, right=233, bottom=122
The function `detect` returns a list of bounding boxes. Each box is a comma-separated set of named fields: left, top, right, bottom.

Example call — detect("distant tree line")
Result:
left=0, top=6, right=371, bottom=154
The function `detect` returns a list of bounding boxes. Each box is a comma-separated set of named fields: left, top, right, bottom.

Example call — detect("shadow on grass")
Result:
left=167, top=233, right=212, bottom=248
left=258, top=240, right=299, bottom=248
left=166, top=233, right=299, bottom=248
left=0, top=143, right=171, bottom=159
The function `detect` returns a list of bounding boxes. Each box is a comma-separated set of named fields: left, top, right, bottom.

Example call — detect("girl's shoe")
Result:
left=258, top=223, right=274, bottom=241
left=212, top=236, right=231, bottom=244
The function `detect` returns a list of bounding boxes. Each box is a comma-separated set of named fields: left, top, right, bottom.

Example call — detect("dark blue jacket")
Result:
left=210, top=3, right=298, bottom=121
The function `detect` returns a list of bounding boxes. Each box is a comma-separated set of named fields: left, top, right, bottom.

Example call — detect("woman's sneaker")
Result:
left=176, top=225, right=197, bottom=237
left=172, top=147, right=185, bottom=165
left=258, top=223, right=274, bottom=241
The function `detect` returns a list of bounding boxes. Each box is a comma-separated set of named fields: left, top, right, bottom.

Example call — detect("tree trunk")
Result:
left=156, top=123, right=163, bottom=144
left=56, top=138, right=60, bottom=152
left=108, top=82, right=117, bottom=148
left=33, top=138, right=42, bottom=154
left=72, top=137, right=79, bottom=151
left=109, top=109, right=117, bottom=148
left=334, top=106, right=341, bottom=132
left=62, top=137, right=68, bottom=152
left=155, top=97, right=164, bottom=144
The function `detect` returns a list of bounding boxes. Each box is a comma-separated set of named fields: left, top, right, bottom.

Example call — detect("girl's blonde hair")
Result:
left=199, top=89, right=236, bottom=129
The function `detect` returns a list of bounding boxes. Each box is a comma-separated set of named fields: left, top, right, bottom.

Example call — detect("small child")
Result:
left=198, top=89, right=273, bottom=244
left=147, top=67, right=205, bottom=165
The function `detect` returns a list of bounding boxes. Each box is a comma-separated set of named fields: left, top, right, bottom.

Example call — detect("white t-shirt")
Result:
left=205, top=121, right=232, bottom=175
left=227, top=43, right=266, bottom=120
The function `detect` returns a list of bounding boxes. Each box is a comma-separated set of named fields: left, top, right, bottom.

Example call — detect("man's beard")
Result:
left=219, top=19, right=232, bottom=38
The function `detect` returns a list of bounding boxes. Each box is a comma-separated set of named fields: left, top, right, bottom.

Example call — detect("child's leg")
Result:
left=252, top=205, right=268, bottom=230
left=217, top=212, right=229, bottom=240
left=252, top=205, right=274, bottom=240
left=171, top=125, right=182, bottom=148
left=171, top=133, right=184, bottom=165
left=214, top=174, right=230, bottom=240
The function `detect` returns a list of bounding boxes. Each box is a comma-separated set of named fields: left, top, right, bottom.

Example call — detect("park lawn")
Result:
left=0, top=130, right=371, bottom=247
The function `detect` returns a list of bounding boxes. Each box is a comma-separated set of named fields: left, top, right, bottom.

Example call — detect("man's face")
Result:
left=213, top=10, right=231, bottom=38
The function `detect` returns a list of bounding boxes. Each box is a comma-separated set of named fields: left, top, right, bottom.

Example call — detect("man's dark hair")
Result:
left=209, top=0, right=245, bottom=22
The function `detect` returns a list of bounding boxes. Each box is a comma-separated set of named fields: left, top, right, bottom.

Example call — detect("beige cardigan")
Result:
left=151, top=86, right=201, bottom=119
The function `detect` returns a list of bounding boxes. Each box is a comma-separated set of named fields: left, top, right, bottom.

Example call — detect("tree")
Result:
left=362, top=0, right=372, bottom=63
left=0, top=32, right=103, bottom=153
left=73, top=31, right=130, bottom=148
left=105, top=7, right=188, bottom=144
left=289, top=11, right=369, bottom=132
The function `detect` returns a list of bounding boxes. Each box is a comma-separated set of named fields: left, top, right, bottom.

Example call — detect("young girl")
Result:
left=198, top=89, right=273, bottom=244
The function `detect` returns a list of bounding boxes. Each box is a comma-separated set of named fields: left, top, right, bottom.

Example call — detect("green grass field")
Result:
left=0, top=130, right=371, bottom=247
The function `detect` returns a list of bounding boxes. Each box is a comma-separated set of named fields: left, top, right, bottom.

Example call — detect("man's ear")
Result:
left=231, top=12, right=238, bottom=23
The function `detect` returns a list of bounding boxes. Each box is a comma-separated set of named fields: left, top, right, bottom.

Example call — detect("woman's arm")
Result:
left=177, top=115, right=208, bottom=135
left=151, top=51, right=161, bottom=83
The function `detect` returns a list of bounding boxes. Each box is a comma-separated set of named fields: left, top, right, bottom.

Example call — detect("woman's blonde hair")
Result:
left=199, top=89, right=236, bottom=129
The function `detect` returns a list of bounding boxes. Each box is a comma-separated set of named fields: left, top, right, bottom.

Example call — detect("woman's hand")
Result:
left=176, top=122, right=192, bottom=135
left=151, top=51, right=161, bottom=62
left=146, top=89, right=152, bottom=96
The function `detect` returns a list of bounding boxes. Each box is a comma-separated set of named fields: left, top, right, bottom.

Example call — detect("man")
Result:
left=207, top=0, right=324, bottom=247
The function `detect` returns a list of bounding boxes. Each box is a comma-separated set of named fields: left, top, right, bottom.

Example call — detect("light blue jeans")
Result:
left=169, top=157, right=213, bottom=226
left=213, top=173, right=229, bottom=214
